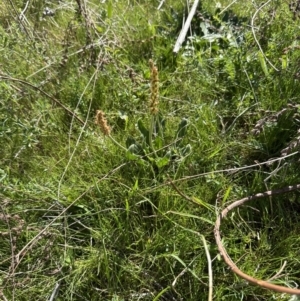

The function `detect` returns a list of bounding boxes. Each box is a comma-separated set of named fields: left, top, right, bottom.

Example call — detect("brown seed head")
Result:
left=149, top=59, right=159, bottom=115
left=95, top=110, right=111, bottom=136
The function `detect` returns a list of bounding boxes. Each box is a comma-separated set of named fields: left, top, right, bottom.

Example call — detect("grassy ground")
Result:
left=1, top=0, right=300, bottom=300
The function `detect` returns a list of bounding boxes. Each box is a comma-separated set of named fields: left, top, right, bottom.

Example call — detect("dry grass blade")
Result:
left=0, top=75, right=85, bottom=125
left=201, top=235, right=213, bottom=301
left=3, top=163, right=127, bottom=274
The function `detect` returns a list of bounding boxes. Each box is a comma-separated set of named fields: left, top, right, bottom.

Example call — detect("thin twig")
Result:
left=0, top=75, right=85, bottom=125
left=167, top=176, right=198, bottom=205
left=157, top=0, right=166, bottom=10
left=219, top=0, right=239, bottom=15
left=148, top=151, right=299, bottom=192
left=19, top=1, right=29, bottom=21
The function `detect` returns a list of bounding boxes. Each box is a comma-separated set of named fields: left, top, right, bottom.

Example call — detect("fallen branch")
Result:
left=173, top=0, right=200, bottom=53
left=214, top=183, right=300, bottom=295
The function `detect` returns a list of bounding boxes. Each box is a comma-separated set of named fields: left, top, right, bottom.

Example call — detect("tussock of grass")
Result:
left=1, top=0, right=300, bottom=300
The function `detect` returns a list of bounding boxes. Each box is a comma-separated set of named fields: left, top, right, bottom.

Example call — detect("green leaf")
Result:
left=170, top=254, right=203, bottom=281
left=192, top=196, right=215, bottom=213
left=107, top=0, right=113, bottom=18
left=153, top=287, right=170, bottom=301
left=95, top=26, right=104, bottom=33
left=133, top=179, right=139, bottom=191
left=117, top=111, right=128, bottom=130
left=281, top=54, right=288, bottom=70
left=125, top=136, right=136, bottom=149
left=225, top=59, right=236, bottom=80
left=154, top=113, right=166, bottom=136
left=200, top=22, right=209, bottom=36
left=258, top=51, right=269, bottom=77
left=167, top=210, right=214, bottom=225
left=148, top=23, right=156, bottom=36
left=137, top=119, right=150, bottom=145
left=125, top=198, right=129, bottom=213
left=175, top=118, right=188, bottom=146
left=125, top=151, right=138, bottom=161
left=126, top=136, right=145, bottom=157
left=155, top=157, right=169, bottom=168
left=165, top=150, right=173, bottom=159
left=208, top=146, right=222, bottom=159
left=180, top=144, right=192, bottom=157
left=154, top=135, right=163, bottom=149
left=127, top=143, right=144, bottom=156
left=222, top=186, right=232, bottom=204
left=125, top=151, right=147, bottom=166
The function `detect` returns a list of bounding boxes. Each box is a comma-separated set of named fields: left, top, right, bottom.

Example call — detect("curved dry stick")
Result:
left=214, top=183, right=300, bottom=295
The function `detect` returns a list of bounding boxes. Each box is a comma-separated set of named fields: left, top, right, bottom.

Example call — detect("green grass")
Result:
left=1, top=0, right=300, bottom=300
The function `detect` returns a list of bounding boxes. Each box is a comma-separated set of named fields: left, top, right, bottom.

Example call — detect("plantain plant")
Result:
left=125, top=60, right=192, bottom=175
left=94, top=59, right=191, bottom=182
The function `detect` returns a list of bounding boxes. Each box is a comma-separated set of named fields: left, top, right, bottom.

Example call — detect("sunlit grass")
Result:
left=1, top=0, right=300, bottom=300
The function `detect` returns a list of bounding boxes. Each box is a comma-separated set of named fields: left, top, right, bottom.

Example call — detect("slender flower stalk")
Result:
left=149, top=59, right=159, bottom=115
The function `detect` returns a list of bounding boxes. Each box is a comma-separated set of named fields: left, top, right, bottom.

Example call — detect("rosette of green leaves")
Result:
left=126, top=115, right=191, bottom=171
